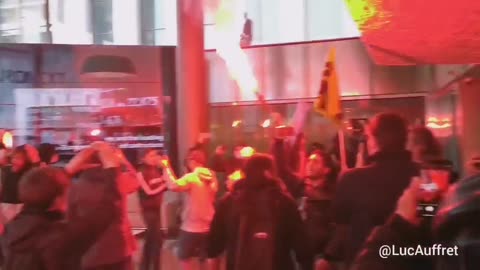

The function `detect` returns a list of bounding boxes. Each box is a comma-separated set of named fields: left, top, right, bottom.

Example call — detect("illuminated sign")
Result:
left=0, top=70, right=33, bottom=84
left=0, top=70, right=66, bottom=84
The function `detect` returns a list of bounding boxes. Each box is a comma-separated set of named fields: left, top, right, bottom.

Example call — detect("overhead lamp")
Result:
left=81, top=55, right=137, bottom=78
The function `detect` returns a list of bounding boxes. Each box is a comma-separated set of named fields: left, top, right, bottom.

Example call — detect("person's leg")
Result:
left=141, top=207, right=163, bottom=270
left=151, top=208, right=162, bottom=270
left=197, top=232, right=209, bottom=270
left=178, top=231, right=197, bottom=270
left=141, top=208, right=153, bottom=270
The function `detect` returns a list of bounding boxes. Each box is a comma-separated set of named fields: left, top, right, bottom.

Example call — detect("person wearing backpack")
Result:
left=0, top=143, right=122, bottom=270
left=207, top=153, right=314, bottom=270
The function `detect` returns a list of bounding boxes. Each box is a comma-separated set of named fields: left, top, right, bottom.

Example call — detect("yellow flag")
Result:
left=314, top=48, right=342, bottom=124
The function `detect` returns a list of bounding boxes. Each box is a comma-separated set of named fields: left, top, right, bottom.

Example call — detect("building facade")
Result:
left=0, top=0, right=360, bottom=47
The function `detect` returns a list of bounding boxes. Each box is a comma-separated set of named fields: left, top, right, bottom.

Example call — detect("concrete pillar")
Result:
left=176, top=0, right=209, bottom=166
left=458, top=78, right=480, bottom=173
left=161, top=0, right=209, bottom=233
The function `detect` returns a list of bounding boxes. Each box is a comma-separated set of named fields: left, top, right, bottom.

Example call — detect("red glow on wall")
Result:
left=346, top=0, right=480, bottom=64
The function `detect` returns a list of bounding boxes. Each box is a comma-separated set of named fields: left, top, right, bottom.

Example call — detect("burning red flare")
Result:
left=213, top=0, right=260, bottom=100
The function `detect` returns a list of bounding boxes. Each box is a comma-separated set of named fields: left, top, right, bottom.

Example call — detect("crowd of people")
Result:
left=0, top=111, right=479, bottom=270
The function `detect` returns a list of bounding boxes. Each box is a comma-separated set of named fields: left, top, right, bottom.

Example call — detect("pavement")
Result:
left=128, top=193, right=225, bottom=270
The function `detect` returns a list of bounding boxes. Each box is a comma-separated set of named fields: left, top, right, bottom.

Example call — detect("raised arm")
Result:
left=64, top=147, right=97, bottom=176
left=137, top=172, right=167, bottom=195
left=160, top=158, right=191, bottom=192
left=50, top=144, right=123, bottom=268
left=271, top=138, right=304, bottom=198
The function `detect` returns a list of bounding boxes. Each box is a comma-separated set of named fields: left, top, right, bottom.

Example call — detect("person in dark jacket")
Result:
left=407, top=126, right=443, bottom=164
left=318, top=113, right=419, bottom=270
left=0, top=144, right=122, bottom=270
left=272, top=134, right=338, bottom=257
left=351, top=171, right=480, bottom=270
left=67, top=144, right=138, bottom=270
left=240, top=13, right=253, bottom=46
left=137, top=149, right=167, bottom=270
left=407, top=126, right=458, bottom=183
left=207, top=153, right=313, bottom=270
left=0, top=145, right=40, bottom=224
left=301, top=150, right=338, bottom=256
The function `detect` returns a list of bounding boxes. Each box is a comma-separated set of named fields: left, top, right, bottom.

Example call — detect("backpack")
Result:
left=1, top=217, right=79, bottom=270
left=233, top=188, right=279, bottom=270
left=1, top=221, right=57, bottom=270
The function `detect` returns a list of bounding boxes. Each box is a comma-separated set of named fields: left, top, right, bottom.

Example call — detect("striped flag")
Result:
left=314, top=48, right=342, bottom=124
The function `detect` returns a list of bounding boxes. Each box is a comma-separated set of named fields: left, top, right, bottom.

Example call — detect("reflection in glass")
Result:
left=91, top=0, right=113, bottom=44
left=0, top=0, right=47, bottom=43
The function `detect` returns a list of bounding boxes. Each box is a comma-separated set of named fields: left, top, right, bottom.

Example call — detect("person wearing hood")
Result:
left=0, top=144, right=122, bottom=270
left=318, top=113, right=419, bottom=270
left=351, top=169, right=480, bottom=270
left=160, top=147, right=218, bottom=270
left=207, top=153, right=314, bottom=270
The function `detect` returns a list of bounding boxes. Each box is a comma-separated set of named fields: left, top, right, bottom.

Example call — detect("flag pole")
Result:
left=338, top=127, right=348, bottom=171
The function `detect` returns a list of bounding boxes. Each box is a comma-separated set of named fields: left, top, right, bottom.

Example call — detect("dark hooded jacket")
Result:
left=1, top=165, right=35, bottom=204
left=0, top=168, right=121, bottom=270
left=207, top=178, right=313, bottom=270
left=324, top=151, right=419, bottom=266
left=351, top=173, right=480, bottom=270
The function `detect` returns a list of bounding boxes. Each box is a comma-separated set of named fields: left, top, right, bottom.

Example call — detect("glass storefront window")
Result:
left=209, top=96, right=426, bottom=167
left=91, top=0, right=113, bottom=44
left=0, top=0, right=47, bottom=43
left=0, top=44, right=173, bottom=164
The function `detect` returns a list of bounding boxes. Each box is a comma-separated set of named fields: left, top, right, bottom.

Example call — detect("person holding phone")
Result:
left=318, top=113, right=418, bottom=270
left=417, top=164, right=452, bottom=218
left=350, top=167, right=480, bottom=270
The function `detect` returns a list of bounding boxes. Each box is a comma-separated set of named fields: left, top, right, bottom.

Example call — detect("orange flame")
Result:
left=214, top=0, right=259, bottom=99
left=232, top=120, right=242, bottom=127
left=2, top=132, right=13, bottom=148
